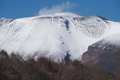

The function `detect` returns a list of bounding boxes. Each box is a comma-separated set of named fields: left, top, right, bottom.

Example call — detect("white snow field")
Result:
left=0, top=13, right=120, bottom=60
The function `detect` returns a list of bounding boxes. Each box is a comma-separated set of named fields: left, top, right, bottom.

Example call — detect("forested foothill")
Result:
left=0, top=50, right=120, bottom=80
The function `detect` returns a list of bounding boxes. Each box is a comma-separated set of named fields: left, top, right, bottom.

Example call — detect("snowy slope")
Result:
left=0, top=18, right=14, bottom=26
left=91, top=21, right=120, bottom=49
left=91, top=33, right=120, bottom=49
left=0, top=12, right=120, bottom=60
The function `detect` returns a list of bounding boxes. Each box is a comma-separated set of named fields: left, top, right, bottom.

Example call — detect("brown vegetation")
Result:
left=0, top=50, right=119, bottom=80
left=114, top=50, right=120, bottom=80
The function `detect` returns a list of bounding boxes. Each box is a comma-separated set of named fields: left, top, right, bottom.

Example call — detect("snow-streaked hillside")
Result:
left=92, top=33, right=120, bottom=49
left=0, top=12, right=120, bottom=60
left=0, top=18, right=14, bottom=26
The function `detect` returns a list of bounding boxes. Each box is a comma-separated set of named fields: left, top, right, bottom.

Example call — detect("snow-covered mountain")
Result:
left=0, top=12, right=120, bottom=60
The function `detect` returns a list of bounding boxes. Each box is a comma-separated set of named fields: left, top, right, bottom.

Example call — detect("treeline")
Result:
left=0, top=50, right=120, bottom=80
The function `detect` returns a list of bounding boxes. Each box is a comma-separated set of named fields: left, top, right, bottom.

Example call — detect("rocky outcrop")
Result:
left=81, top=45, right=119, bottom=71
left=81, top=44, right=118, bottom=65
left=81, top=33, right=120, bottom=71
left=0, top=18, right=14, bottom=26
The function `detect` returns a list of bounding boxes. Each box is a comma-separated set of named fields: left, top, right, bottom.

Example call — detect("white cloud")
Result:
left=38, top=1, right=78, bottom=15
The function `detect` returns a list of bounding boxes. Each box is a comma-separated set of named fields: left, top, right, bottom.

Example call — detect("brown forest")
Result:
left=0, top=50, right=120, bottom=80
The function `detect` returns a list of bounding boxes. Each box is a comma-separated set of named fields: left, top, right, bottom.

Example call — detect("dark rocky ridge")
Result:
left=81, top=44, right=117, bottom=64
left=0, top=18, right=14, bottom=26
left=81, top=42, right=120, bottom=71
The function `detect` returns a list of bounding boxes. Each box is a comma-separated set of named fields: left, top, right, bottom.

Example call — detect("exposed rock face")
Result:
left=81, top=44, right=118, bottom=65
left=82, top=33, right=120, bottom=65
left=81, top=33, right=120, bottom=71
left=0, top=18, right=14, bottom=26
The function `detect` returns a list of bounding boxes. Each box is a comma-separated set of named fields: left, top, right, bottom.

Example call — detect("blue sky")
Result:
left=0, top=0, right=120, bottom=21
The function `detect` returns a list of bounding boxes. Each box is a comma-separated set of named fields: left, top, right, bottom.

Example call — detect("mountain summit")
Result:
left=0, top=13, right=120, bottom=60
